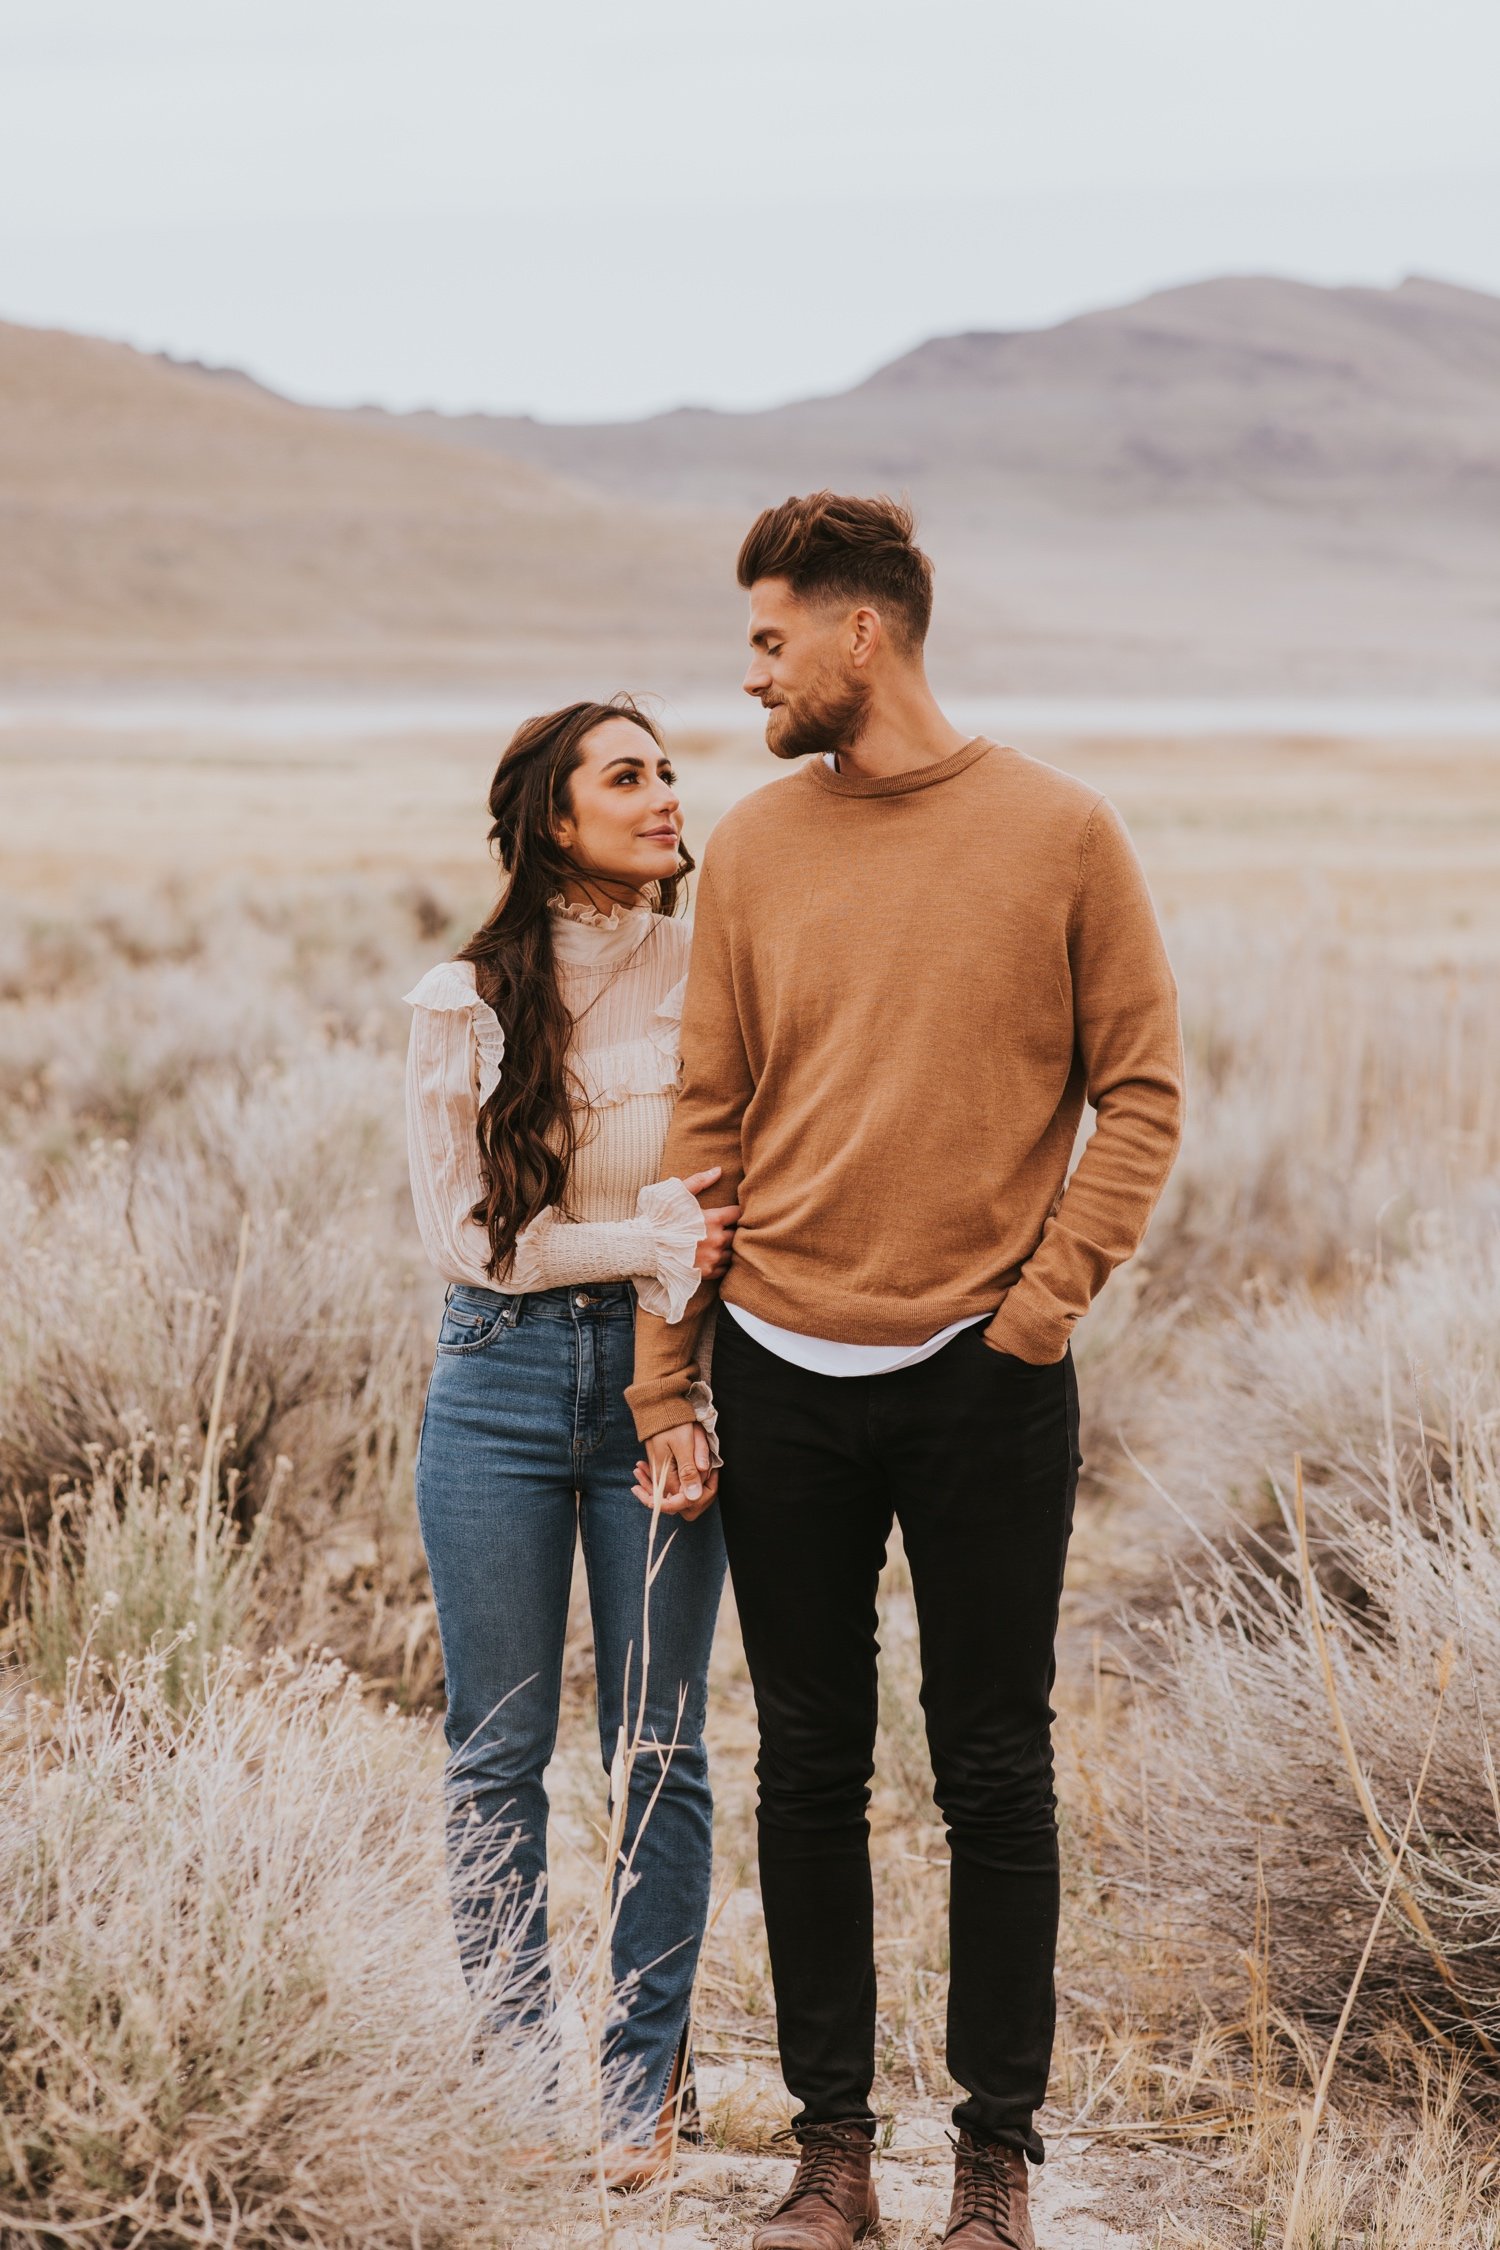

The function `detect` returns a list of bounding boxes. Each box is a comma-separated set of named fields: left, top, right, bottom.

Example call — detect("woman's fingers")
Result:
left=645, top=1474, right=719, bottom=1517
left=680, top=1166, right=723, bottom=1197
left=693, top=1200, right=743, bottom=1277
left=701, top=1206, right=742, bottom=1251
left=634, top=1424, right=719, bottom=1513
left=634, top=1459, right=719, bottom=1514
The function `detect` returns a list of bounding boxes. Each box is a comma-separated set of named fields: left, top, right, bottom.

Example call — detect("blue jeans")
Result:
left=414, top=1279, right=726, bottom=2137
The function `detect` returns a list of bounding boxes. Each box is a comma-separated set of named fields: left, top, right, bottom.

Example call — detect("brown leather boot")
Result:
left=942, top=2131, right=1036, bottom=2248
left=752, top=2123, right=879, bottom=2249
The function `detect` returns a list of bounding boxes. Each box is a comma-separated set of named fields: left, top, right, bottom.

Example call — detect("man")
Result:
left=629, top=492, right=1182, bottom=2250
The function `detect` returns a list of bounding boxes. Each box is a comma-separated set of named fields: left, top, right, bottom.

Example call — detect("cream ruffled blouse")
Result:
left=403, top=899, right=706, bottom=1322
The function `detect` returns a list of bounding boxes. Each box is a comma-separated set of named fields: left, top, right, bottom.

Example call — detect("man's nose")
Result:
left=743, top=657, right=769, bottom=697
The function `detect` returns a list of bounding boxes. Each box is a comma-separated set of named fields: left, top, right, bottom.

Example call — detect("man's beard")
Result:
left=764, top=671, right=873, bottom=763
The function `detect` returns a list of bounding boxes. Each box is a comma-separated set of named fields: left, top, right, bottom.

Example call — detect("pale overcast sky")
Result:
left=1, top=0, right=1497, bottom=420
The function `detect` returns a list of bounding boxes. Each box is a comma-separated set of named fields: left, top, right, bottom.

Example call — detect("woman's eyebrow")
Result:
left=600, top=753, right=648, bottom=773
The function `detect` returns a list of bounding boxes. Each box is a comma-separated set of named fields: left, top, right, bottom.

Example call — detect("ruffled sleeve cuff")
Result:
left=631, top=1177, right=707, bottom=1324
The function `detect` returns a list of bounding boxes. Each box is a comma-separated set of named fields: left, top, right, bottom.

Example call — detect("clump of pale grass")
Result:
left=1136, top=916, right=1500, bottom=1305
left=10, top=1423, right=274, bottom=1703
left=0, top=1648, right=573, bottom=2248
left=0, top=1045, right=407, bottom=1491
left=1143, top=1213, right=1500, bottom=1532
left=1071, top=921, right=1500, bottom=1472
left=0, top=1054, right=435, bottom=1683
left=0, top=878, right=473, bottom=1686
left=1094, top=1353, right=1500, bottom=2069
left=1200, top=2048, right=1499, bottom=2249
left=0, top=877, right=452, bottom=1149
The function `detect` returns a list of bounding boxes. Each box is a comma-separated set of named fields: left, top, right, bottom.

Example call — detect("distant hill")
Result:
left=388, top=274, right=1500, bottom=517
left=363, top=275, right=1500, bottom=696
left=0, top=318, right=739, bottom=686
left=4, top=277, right=1499, bottom=693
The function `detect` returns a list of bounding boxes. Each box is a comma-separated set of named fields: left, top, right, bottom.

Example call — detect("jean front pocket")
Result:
left=436, top=1294, right=514, bottom=1355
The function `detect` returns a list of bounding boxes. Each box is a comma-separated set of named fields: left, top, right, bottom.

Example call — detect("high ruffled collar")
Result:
left=548, top=893, right=658, bottom=967
left=550, top=893, right=635, bottom=929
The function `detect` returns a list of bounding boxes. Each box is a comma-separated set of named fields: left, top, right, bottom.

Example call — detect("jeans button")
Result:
left=575, top=1290, right=592, bottom=1309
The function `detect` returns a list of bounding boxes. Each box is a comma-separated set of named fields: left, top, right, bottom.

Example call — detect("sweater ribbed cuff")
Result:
left=982, top=1282, right=1071, bottom=1366
left=626, top=1376, right=699, bottom=1444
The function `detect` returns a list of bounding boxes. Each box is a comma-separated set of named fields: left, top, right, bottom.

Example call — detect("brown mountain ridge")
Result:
left=386, top=274, right=1500, bottom=516
left=3, top=275, right=1498, bottom=693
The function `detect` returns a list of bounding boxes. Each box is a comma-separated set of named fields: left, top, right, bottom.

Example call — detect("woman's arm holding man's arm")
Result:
left=627, top=855, right=754, bottom=1508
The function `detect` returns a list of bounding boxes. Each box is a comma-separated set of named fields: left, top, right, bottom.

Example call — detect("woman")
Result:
left=403, top=696, right=734, bottom=2184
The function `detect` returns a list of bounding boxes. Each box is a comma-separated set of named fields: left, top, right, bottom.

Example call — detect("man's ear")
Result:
left=849, top=605, right=882, bottom=668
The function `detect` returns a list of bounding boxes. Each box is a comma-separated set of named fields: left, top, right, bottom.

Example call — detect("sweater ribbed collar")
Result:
left=805, top=735, right=991, bottom=799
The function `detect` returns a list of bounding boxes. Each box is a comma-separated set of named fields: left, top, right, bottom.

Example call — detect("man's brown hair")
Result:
left=736, top=490, right=934, bottom=648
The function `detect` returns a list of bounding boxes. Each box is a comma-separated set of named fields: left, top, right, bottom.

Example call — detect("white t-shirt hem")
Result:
left=722, top=1301, right=990, bottom=1377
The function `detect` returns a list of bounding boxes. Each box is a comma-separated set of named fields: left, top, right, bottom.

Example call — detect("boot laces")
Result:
left=770, top=2124, right=868, bottom=2214
left=949, top=2135, right=1024, bottom=2245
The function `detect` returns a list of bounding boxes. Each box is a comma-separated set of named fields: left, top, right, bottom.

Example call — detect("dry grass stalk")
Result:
left=193, top=1208, right=249, bottom=1593
left=579, top=1475, right=695, bottom=2229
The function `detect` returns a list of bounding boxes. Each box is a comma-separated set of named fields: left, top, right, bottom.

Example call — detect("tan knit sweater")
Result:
left=627, top=737, right=1183, bottom=1441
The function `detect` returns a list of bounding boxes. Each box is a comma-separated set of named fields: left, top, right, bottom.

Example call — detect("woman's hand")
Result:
left=681, top=1166, right=741, bottom=1282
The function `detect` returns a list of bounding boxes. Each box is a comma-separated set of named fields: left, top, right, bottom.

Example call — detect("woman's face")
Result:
left=554, top=717, right=685, bottom=895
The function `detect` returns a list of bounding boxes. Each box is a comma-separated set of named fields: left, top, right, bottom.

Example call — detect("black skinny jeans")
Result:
left=713, top=1310, right=1080, bottom=2163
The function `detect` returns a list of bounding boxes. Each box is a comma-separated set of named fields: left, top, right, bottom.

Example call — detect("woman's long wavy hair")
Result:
left=457, top=696, right=693, bottom=1276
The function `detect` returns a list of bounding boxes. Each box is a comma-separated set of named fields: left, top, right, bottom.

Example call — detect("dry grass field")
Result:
left=4, top=711, right=1500, bottom=2246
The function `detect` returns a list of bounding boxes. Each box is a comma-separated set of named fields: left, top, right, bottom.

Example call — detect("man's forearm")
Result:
left=985, top=794, right=1184, bottom=1363
left=627, top=1278, right=719, bottom=1438
left=983, top=1075, right=1182, bottom=1361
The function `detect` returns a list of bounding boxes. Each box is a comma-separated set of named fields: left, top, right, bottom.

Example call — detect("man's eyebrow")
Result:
left=750, top=627, right=778, bottom=649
